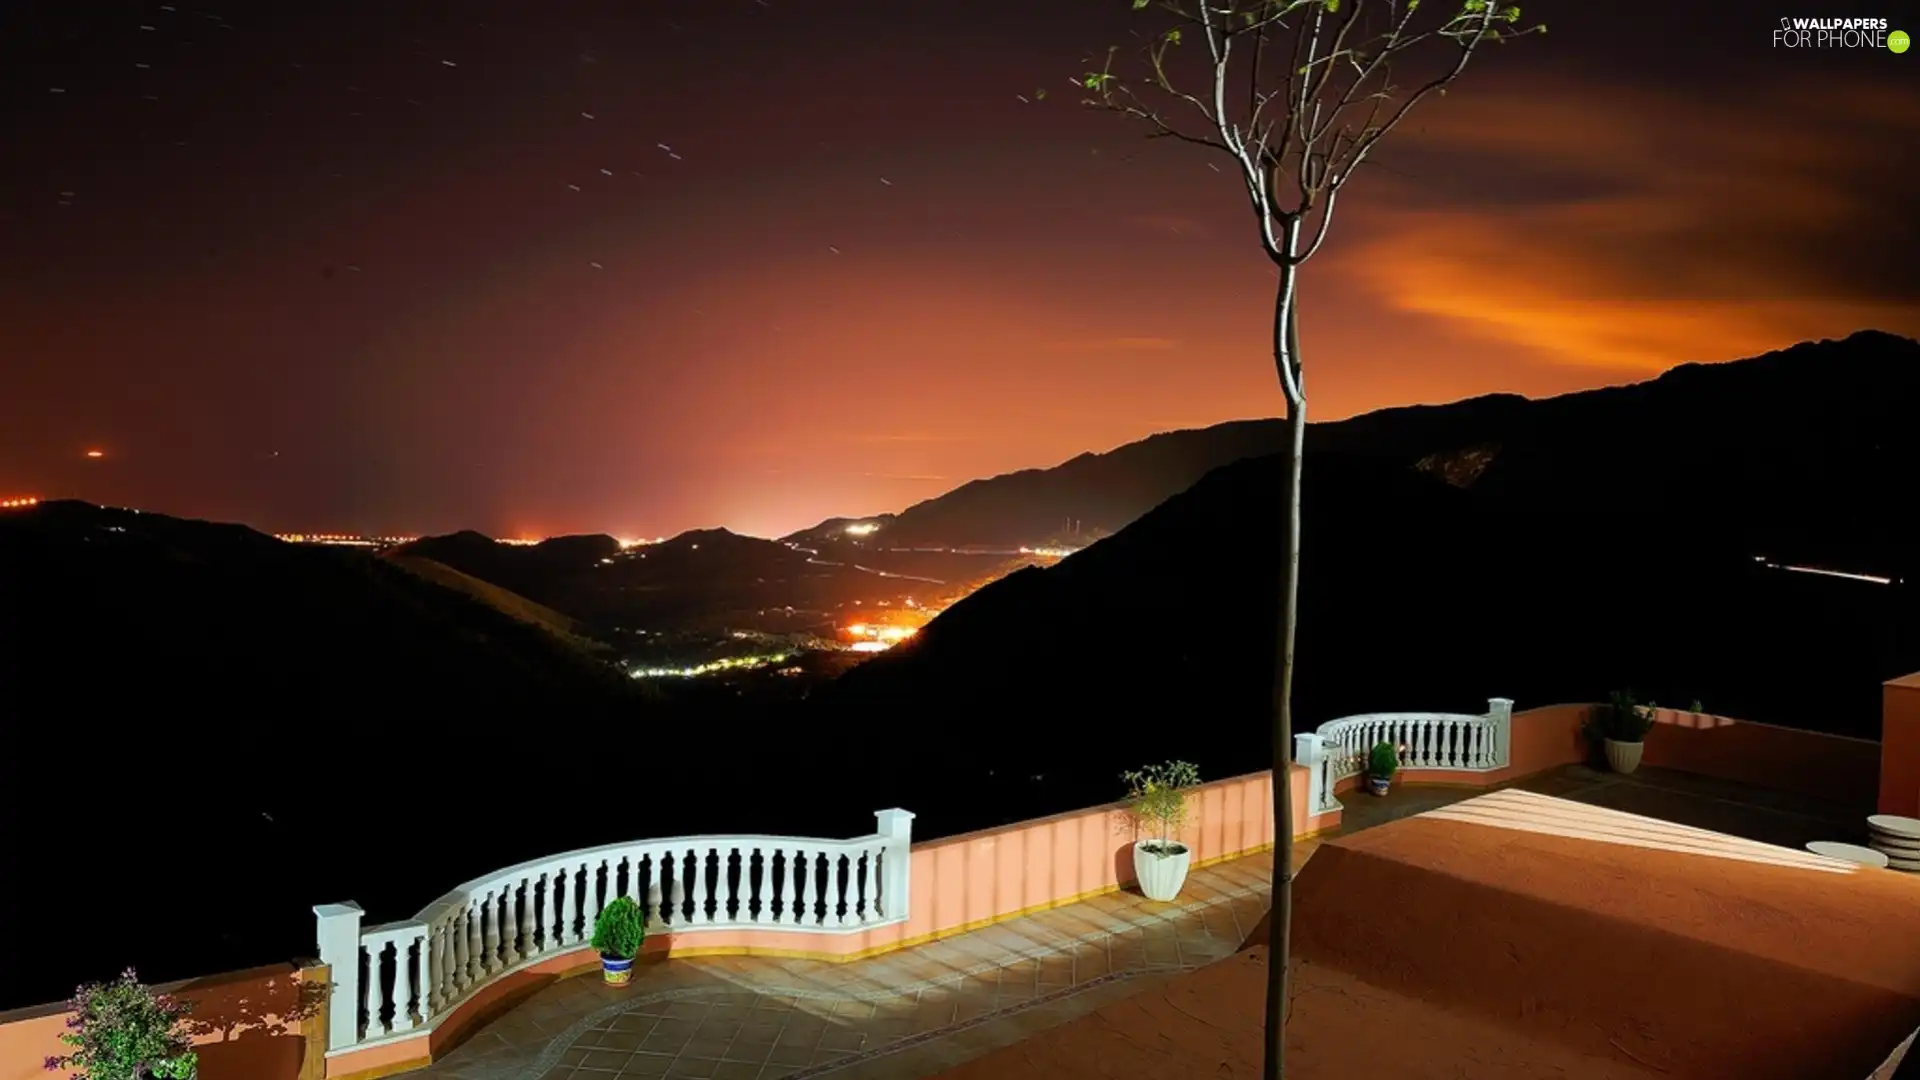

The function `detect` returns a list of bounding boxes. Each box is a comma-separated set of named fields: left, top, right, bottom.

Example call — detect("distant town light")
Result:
left=844, top=522, right=879, bottom=536
left=0, top=496, right=40, bottom=509
left=84, top=449, right=104, bottom=459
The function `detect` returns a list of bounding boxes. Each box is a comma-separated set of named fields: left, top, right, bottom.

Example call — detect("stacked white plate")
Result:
left=1866, top=815, right=1920, bottom=872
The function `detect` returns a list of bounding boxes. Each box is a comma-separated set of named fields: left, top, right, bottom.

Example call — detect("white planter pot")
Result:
left=1133, top=840, right=1192, bottom=902
left=1604, top=738, right=1644, bottom=775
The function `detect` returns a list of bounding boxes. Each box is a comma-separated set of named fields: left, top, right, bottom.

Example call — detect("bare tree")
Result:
left=1079, top=2, right=1541, bottom=1075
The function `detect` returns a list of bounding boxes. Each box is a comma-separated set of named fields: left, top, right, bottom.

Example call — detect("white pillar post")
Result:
left=313, top=902, right=364, bottom=1052
left=873, top=808, right=916, bottom=922
left=1487, top=697, right=1515, bottom=769
left=1294, top=732, right=1332, bottom=814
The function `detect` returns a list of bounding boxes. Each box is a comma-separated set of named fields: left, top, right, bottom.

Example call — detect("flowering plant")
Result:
left=44, top=970, right=197, bottom=1080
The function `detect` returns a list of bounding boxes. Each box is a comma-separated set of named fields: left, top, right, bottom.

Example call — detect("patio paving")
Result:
left=413, top=762, right=1863, bottom=1080
left=413, top=850, right=1283, bottom=1080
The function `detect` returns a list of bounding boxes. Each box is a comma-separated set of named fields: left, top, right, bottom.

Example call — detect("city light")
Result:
left=0, top=497, right=40, bottom=510
left=1018, top=545, right=1080, bottom=558
left=84, top=450, right=104, bottom=459
left=844, top=522, right=879, bottom=536
left=628, top=652, right=793, bottom=679
left=840, top=621, right=918, bottom=651
left=275, top=533, right=417, bottom=548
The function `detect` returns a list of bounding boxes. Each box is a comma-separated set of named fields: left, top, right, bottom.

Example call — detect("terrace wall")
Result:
left=1882, top=673, right=1920, bottom=817
left=1333, top=703, right=1883, bottom=807
left=0, top=963, right=324, bottom=1080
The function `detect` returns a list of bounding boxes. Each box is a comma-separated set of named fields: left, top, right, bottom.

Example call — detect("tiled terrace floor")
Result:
left=417, top=762, right=1868, bottom=1080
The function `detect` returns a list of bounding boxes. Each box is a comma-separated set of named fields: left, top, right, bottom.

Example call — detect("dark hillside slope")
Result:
left=847, top=331, right=1918, bottom=570
left=0, top=502, right=635, bottom=755
left=818, top=450, right=1918, bottom=803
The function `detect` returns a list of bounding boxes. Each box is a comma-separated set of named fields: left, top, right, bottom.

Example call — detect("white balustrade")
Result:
left=313, top=809, right=915, bottom=1057
left=1301, top=697, right=1514, bottom=814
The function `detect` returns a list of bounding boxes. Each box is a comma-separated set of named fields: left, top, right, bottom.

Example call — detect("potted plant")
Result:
left=45, top=968, right=198, bottom=1080
left=591, top=896, right=647, bottom=986
left=1122, top=760, right=1201, bottom=902
left=1366, top=741, right=1399, bottom=796
left=1599, top=689, right=1657, bottom=774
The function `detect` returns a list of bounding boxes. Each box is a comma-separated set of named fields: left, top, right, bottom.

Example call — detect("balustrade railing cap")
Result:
left=313, top=901, right=364, bottom=919
left=410, top=828, right=891, bottom=923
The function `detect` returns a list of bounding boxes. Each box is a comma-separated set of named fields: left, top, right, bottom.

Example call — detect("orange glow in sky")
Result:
left=0, top=6, right=1913, bottom=539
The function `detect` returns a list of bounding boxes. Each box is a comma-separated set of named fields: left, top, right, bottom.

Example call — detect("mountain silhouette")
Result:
left=830, top=331, right=1919, bottom=575
left=0, top=501, right=636, bottom=744
left=813, top=332, right=1920, bottom=807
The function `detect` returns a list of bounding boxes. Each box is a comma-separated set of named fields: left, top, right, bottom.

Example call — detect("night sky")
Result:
left=4, top=1, right=1916, bottom=539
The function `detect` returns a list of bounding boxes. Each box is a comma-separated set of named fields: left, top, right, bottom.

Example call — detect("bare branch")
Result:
left=1083, top=0, right=1544, bottom=263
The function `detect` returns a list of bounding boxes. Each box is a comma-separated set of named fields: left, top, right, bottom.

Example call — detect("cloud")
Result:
left=1045, top=336, right=1184, bottom=352
left=1332, top=76, right=1920, bottom=370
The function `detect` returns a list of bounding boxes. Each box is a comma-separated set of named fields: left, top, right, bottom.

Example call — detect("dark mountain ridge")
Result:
left=835, top=331, right=1919, bottom=574
left=816, top=444, right=1919, bottom=811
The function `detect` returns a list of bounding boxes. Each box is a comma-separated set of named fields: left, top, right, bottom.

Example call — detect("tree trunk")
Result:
left=1263, top=257, right=1305, bottom=1080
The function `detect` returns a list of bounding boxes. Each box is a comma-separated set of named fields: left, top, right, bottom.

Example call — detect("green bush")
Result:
left=1367, top=741, right=1399, bottom=781
left=1603, top=689, right=1657, bottom=742
left=1121, top=760, right=1202, bottom=852
left=45, top=969, right=197, bottom=1080
left=591, top=896, right=647, bottom=960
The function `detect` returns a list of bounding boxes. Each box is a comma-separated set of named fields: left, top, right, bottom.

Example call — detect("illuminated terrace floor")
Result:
left=416, top=762, right=1866, bottom=1080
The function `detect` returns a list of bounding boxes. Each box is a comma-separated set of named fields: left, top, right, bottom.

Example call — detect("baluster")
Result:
left=479, top=893, right=498, bottom=974
left=500, top=882, right=518, bottom=965
left=1475, top=720, right=1491, bottom=768
left=588, top=860, right=607, bottom=933
left=790, top=847, right=807, bottom=925
left=448, top=911, right=465, bottom=993
left=835, top=852, right=849, bottom=926
left=687, top=847, right=709, bottom=924
left=457, top=905, right=475, bottom=989
left=422, top=924, right=441, bottom=1018
left=434, top=918, right=452, bottom=1009
left=858, top=848, right=876, bottom=922
left=544, top=869, right=561, bottom=952
left=365, top=940, right=389, bottom=1038
left=1417, top=718, right=1434, bottom=767
left=564, top=865, right=585, bottom=944
left=656, top=852, right=677, bottom=927
left=739, top=848, right=755, bottom=923
left=393, top=934, right=417, bottom=1031
left=517, top=877, right=535, bottom=961
left=722, top=848, right=740, bottom=923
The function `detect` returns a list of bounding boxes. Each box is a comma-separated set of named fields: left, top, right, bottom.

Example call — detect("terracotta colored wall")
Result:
left=1640, top=707, right=1882, bottom=806
left=0, top=964, right=317, bottom=1080
left=1330, top=703, right=1883, bottom=808
left=657, top=765, right=1333, bottom=963
left=1882, top=674, right=1920, bottom=817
